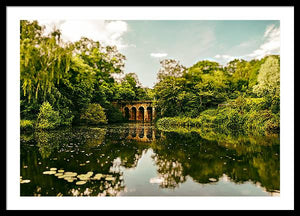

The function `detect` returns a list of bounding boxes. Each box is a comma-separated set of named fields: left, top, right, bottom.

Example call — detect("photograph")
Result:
left=19, top=19, right=280, bottom=197
left=6, top=6, right=294, bottom=210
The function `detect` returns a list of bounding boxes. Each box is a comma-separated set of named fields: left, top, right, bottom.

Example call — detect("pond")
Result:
left=20, top=123, right=280, bottom=196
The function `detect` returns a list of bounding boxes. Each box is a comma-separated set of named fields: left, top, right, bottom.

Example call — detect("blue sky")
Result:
left=38, top=20, right=280, bottom=88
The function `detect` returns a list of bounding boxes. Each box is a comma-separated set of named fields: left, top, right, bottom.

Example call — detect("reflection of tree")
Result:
left=152, top=128, right=280, bottom=193
left=35, top=131, right=60, bottom=159
left=103, top=139, right=145, bottom=169
left=22, top=125, right=149, bottom=196
left=67, top=174, right=125, bottom=196
left=85, top=128, right=107, bottom=147
left=251, top=153, right=280, bottom=192
left=21, top=123, right=280, bottom=196
left=20, top=133, right=34, bottom=143
left=152, top=132, right=225, bottom=185
left=152, top=155, right=185, bottom=189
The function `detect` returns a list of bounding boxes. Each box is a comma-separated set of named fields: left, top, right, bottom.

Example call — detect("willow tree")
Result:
left=20, top=20, right=73, bottom=101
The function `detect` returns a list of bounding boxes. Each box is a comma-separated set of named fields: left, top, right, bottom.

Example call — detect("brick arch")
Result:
left=113, top=101, right=156, bottom=122
left=137, top=106, right=145, bottom=121
left=131, top=106, right=137, bottom=121
left=146, top=106, right=153, bottom=122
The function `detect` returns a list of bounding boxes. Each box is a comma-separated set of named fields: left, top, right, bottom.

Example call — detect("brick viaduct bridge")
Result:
left=112, top=100, right=156, bottom=122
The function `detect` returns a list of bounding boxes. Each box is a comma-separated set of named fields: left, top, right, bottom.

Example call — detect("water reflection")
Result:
left=20, top=123, right=279, bottom=196
left=126, top=124, right=159, bottom=142
left=151, top=130, right=279, bottom=193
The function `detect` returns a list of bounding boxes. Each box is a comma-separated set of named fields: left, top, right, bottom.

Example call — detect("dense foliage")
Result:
left=20, top=20, right=279, bottom=135
left=154, top=56, right=280, bottom=135
left=20, top=20, right=153, bottom=129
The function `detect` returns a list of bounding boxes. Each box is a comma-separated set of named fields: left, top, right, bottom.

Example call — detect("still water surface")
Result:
left=20, top=123, right=280, bottom=196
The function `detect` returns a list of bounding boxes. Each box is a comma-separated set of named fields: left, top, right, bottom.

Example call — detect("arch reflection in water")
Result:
left=126, top=124, right=158, bottom=142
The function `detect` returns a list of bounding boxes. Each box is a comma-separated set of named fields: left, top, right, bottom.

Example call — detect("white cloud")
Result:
left=247, top=24, right=280, bottom=59
left=214, top=24, right=280, bottom=64
left=36, top=20, right=130, bottom=50
left=149, top=177, right=164, bottom=184
left=264, top=24, right=276, bottom=38
left=150, top=53, right=168, bottom=58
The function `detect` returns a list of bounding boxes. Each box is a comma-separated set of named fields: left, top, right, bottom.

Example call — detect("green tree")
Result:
left=157, top=59, right=186, bottom=81
left=195, top=70, right=229, bottom=108
left=80, top=103, right=108, bottom=125
left=253, top=56, right=280, bottom=97
left=36, top=101, right=61, bottom=130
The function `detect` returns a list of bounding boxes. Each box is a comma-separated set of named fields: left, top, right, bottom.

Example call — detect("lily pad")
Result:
left=77, top=174, right=90, bottom=181
left=76, top=180, right=87, bottom=185
left=58, top=170, right=64, bottom=173
left=91, top=174, right=103, bottom=180
left=64, top=172, right=77, bottom=177
left=64, top=176, right=77, bottom=182
left=50, top=168, right=57, bottom=171
left=43, top=171, right=56, bottom=175
left=20, top=179, right=31, bottom=184
left=55, top=173, right=64, bottom=176
left=92, top=174, right=103, bottom=180
left=86, top=172, right=93, bottom=176
left=105, top=177, right=115, bottom=181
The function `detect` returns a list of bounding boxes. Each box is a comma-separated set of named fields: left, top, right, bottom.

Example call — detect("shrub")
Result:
left=80, top=103, right=108, bottom=125
left=244, top=97, right=268, bottom=112
left=36, top=101, right=61, bottom=130
left=225, top=109, right=246, bottom=131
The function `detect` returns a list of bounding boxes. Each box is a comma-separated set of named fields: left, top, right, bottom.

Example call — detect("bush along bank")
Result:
left=156, top=96, right=279, bottom=136
left=21, top=101, right=110, bottom=132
